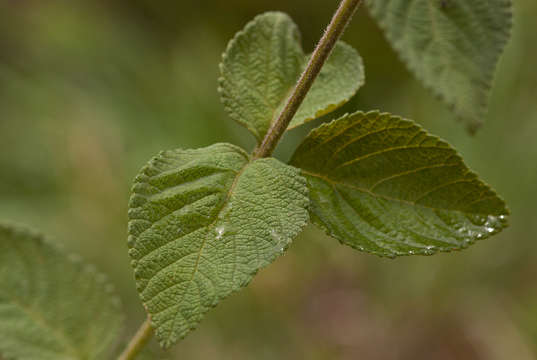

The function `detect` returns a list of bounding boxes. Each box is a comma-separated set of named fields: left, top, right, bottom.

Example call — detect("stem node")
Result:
left=253, top=0, right=362, bottom=159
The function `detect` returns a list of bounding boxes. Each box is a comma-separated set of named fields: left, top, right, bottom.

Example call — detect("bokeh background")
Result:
left=1, top=0, right=536, bottom=359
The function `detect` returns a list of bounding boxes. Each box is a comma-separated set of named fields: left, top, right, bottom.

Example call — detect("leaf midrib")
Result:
left=160, top=159, right=251, bottom=344
left=301, top=169, right=496, bottom=215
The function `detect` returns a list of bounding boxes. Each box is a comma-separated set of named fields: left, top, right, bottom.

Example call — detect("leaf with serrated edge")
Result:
left=0, top=223, right=124, bottom=360
left=290, top=111, right=509, bottom=258
left=218, top=11, right=364, bottom=142
left=128, top=143, right=309, bottom=347
left=367, top=0, right=511, bottom=131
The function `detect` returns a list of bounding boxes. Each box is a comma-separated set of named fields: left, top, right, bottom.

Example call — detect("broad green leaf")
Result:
left=128, top=143, right=309, bottom=347
left=0, top=223, right=123, bottom=360
left=367, top=0, right=512, bottom=131
left=218, top=11, right=364, bottom=142
left=290, top=111, right=509, bottom=258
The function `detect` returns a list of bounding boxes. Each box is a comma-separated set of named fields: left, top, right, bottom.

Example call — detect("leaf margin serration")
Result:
left=290, top=110, right=510, bottom=258
left=366, top=0, right=513, bottom=132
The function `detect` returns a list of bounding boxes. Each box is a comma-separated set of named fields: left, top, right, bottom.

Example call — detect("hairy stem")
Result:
left=118, top=317, right=154, bottom=360
left=252, top=0, right=362, bottom=159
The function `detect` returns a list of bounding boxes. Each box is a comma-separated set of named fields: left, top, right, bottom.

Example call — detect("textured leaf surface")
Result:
left=219, top=12, right=364, bottom=142
left=290, top=111, right=509, bottom=258
left=367, top=0, right=512, bottom=131
left=0, top=223, right=123, bottom=360
left=128, top=143, right=309, bottom=347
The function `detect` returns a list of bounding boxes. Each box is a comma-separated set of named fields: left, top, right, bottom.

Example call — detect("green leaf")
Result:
left=366, top=0, right=512, bottom=131
left=218, top=11, right=364, bottom=142
left=0, top=223, right=124, bottom=360
left=290, top=111, right=509, bottom=258
left=128, top=143, right=309, bottom=347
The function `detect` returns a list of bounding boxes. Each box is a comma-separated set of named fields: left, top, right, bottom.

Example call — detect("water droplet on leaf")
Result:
left=215, top=226, right=225, bottom=240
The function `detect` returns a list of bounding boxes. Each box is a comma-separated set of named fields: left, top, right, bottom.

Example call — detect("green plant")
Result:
left=0, top=0, right=512, bottom=358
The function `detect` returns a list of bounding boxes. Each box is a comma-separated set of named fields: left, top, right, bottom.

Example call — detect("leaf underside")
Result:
left=218, top=11, right=364, bottom=142
left=0, top=223, right=123, bottom=360
left=290, top=111, right=509, bottom=258
left=367, top=0, right=512, bottom=132
left=128, top=143, right=309, bottom=347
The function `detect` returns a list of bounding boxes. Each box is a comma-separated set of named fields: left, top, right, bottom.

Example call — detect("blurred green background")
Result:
left=1, top=0, right=536, bottom=359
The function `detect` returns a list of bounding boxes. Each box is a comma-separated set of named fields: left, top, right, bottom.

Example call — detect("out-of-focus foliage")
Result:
left=0, top=0, right=536, bottom=359
left=0, top=223, right=123, bottom=360
left=367, top=0, right=512, bottom=132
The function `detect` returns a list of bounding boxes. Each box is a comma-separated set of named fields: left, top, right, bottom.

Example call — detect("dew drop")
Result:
left=408, top=250, right=415, bottom=255
left=426, top=245, right=435, bottom=250
left=499, top=215, right=506, bottom=221
left=486, top=215, right=498, bottom=226
left=215, top=226, right=225, bottom=240
left=485, top=227, right=495, bottom=234
left=476, top=233, right=483, bottom=239
left=271, top=229, right=287, bottom=253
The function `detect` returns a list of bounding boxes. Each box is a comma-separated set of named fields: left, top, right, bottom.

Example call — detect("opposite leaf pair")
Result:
left=219, top=11, right=364, bottom=141
left=127, top=12, right=508, bottom=347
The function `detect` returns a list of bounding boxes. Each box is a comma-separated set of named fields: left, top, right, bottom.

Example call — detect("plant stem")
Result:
left=118, top=317, right=154, bottom=360
left=252, top=0, right=362, bottom=159
left=118, top=3, right=361, bottom=357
